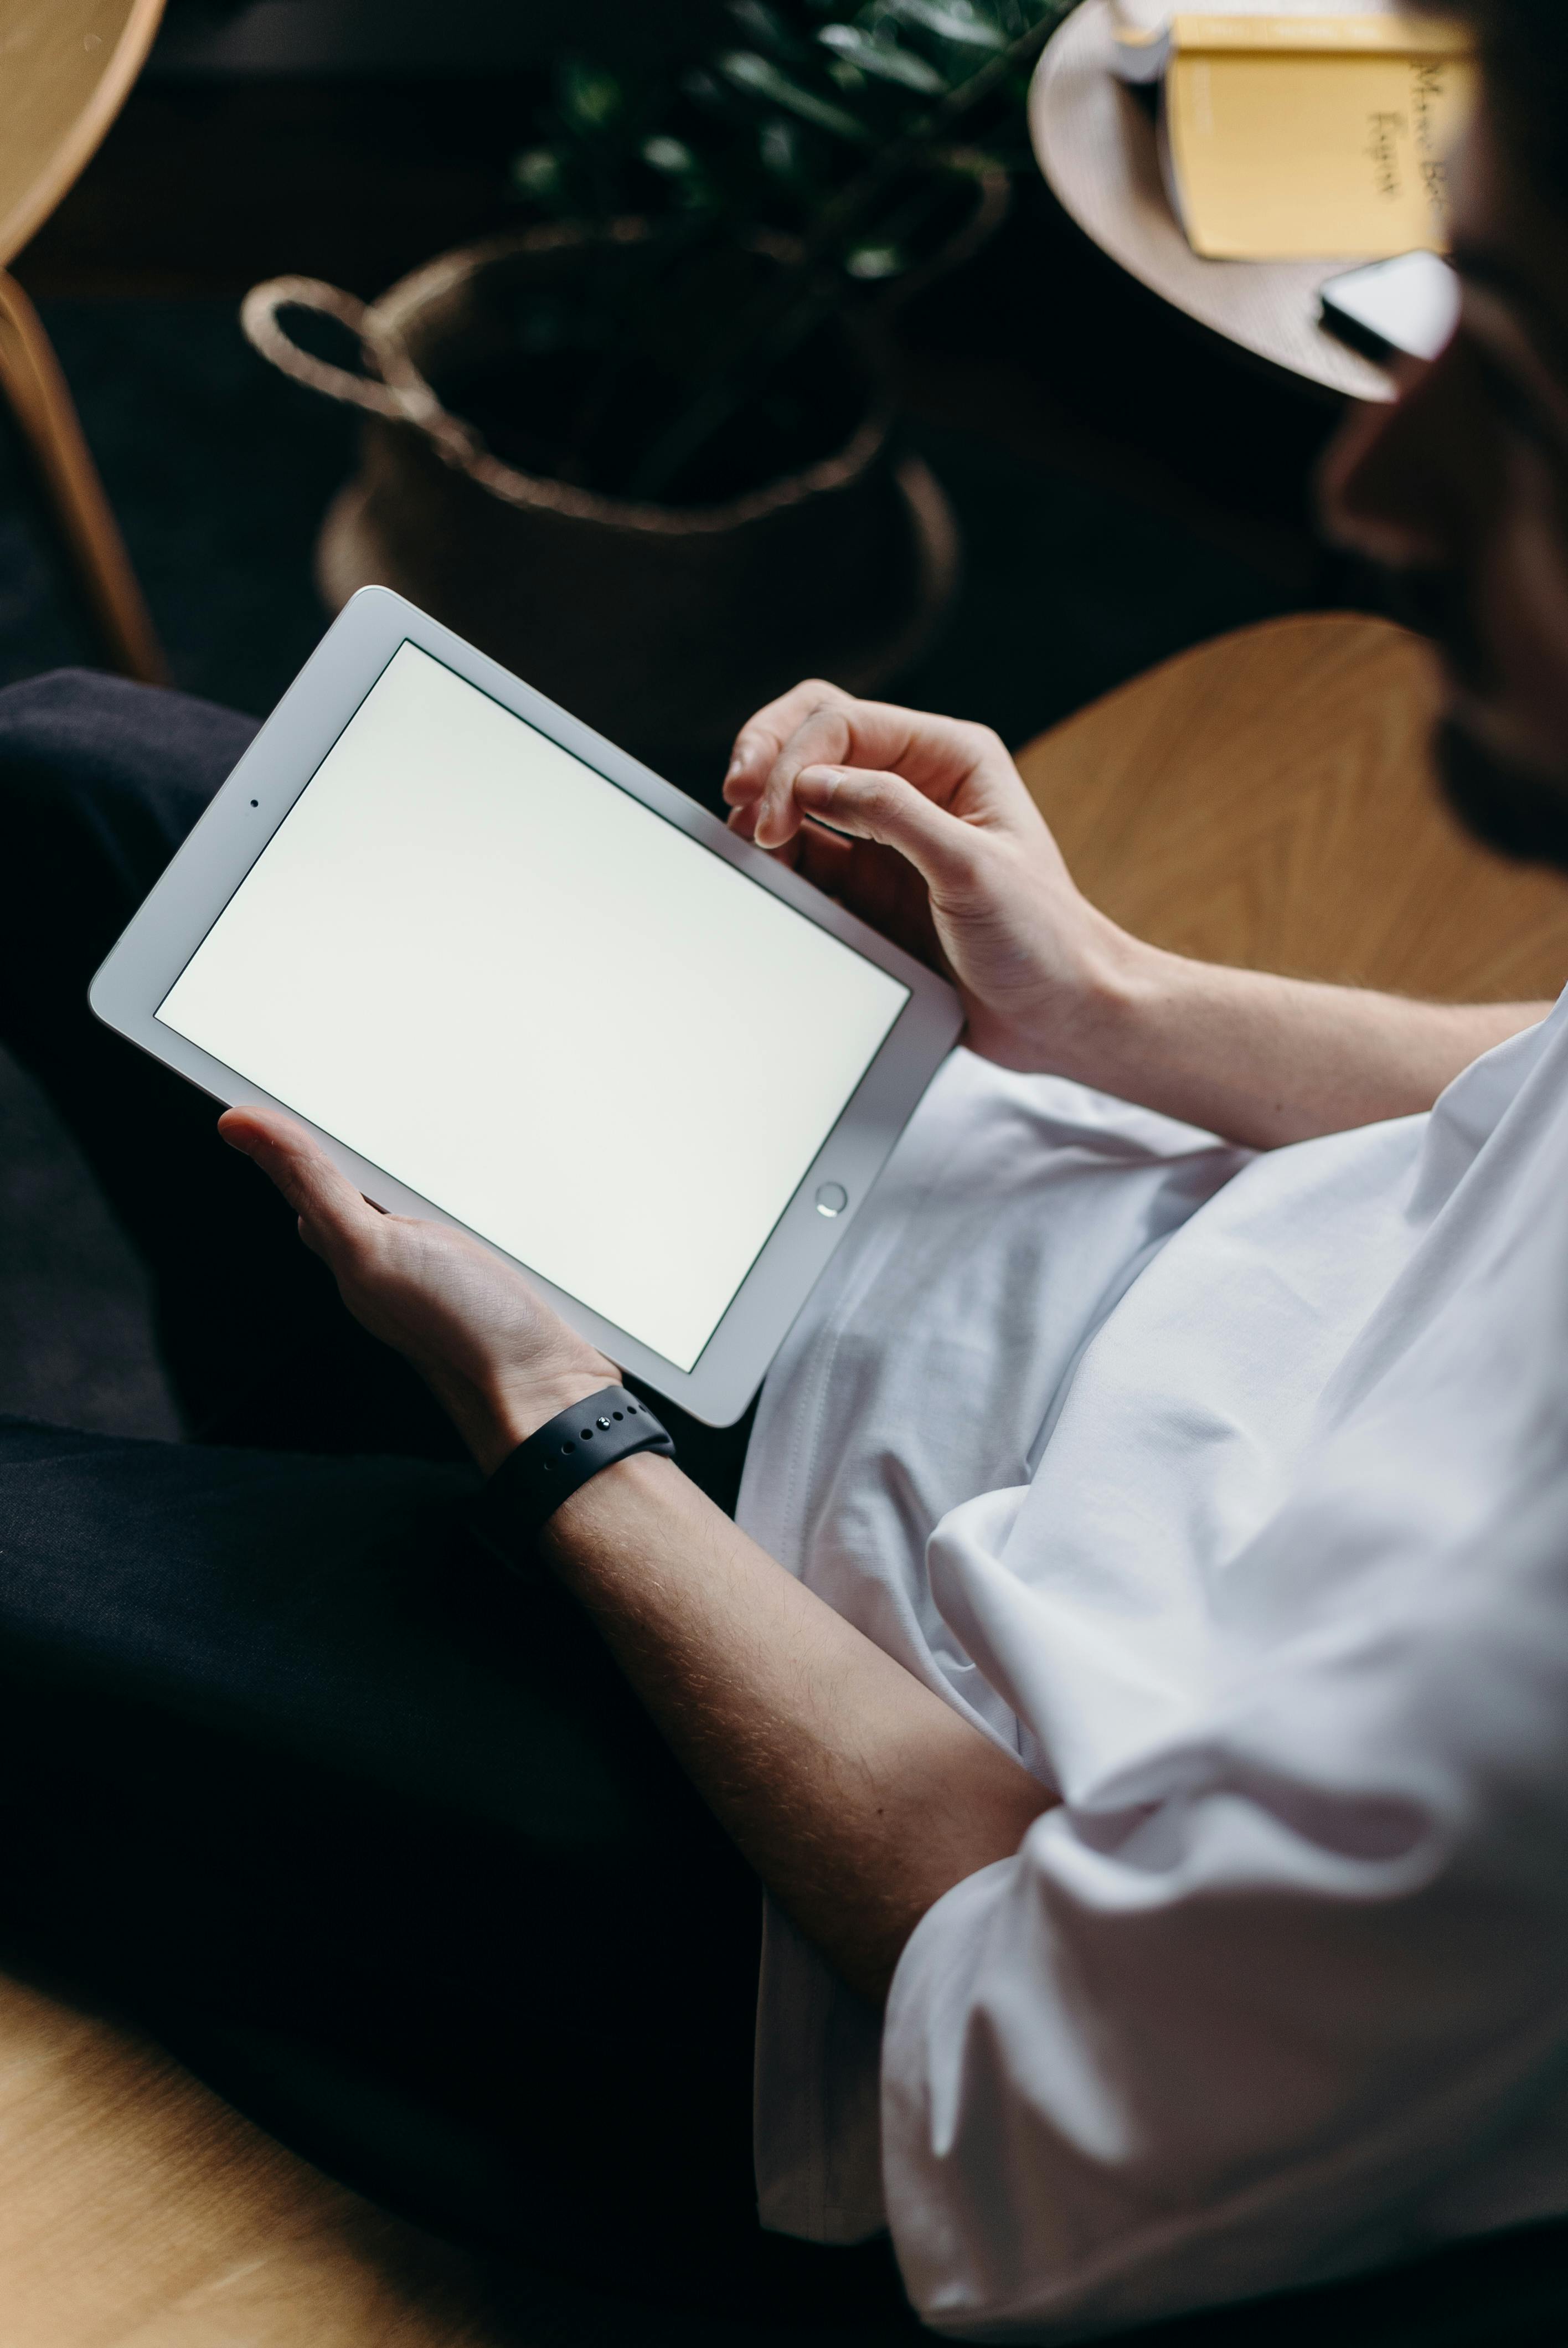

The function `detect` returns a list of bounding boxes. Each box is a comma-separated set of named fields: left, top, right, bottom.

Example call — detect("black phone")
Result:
left=1321, top=253, right=1459, bottom=365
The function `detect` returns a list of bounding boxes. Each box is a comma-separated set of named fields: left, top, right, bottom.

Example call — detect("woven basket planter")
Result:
left=244, top=222, right=963, bottom=776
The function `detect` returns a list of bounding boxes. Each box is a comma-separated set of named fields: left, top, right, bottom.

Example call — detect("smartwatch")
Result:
left=472, top=1384, right=676, bottom=1563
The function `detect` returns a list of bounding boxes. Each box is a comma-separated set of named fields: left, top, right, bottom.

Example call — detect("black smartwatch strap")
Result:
left=473, top=1384, right=675, bottom=1562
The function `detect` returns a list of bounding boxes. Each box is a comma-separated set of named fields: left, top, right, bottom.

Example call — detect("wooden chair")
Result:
left=5, top=611, right=1568, bottom=2346
left=0, top=0, right=167, bottom=682
left=1014, top=609, right=1568, bottom=1001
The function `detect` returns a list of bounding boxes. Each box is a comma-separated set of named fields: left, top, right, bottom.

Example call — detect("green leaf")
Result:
left=726, top=0, right=806, bottom=59
left=556, top=59, right=624, bottom=133
left=759, top=116, right=802, bottom=177
left=817, top=23, right=946, bottom=90
left=844, top=240, right=906, bottom=277
left=511, top=147, right=564, bottom=197
left=880, top=0, right=1008, bottom=49
left=715, top=50, right=872, bottom=138
left=642, top=135, right=699, bottom=174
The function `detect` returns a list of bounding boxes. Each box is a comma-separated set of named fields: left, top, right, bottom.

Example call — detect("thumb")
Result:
left=791, top=763, right=982, bottom=895
left=219, top=1106, right=381, bottom=1264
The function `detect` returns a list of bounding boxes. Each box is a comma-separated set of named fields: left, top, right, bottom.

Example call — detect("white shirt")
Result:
left=736, top=997, right=1568, bottom=2339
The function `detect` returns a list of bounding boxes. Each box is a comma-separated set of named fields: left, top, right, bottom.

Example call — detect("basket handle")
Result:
left=240, top=276, right=403, bottom=418
left=869, top=149, right=1012, bottom=318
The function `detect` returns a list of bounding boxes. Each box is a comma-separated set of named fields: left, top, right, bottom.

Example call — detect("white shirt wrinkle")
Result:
left=740, top=1008, right=1568, bottom=2329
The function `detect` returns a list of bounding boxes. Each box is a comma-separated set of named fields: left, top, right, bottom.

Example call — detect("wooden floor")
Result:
left=0, top=1969, right=515, bottom=2348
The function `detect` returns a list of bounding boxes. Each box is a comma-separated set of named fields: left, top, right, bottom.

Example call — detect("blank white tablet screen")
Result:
left=157, top=642, right=909, bottom=1371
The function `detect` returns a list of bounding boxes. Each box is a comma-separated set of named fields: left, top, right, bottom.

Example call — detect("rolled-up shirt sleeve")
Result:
left=880, top=1471, right=1568, bottom=2339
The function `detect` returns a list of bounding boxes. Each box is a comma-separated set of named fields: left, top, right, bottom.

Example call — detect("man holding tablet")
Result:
left=7, top=4, right=1568, bottom=2332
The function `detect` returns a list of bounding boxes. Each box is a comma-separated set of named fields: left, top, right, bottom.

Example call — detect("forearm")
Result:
left=224, top=1102, right=1048, bottom=2002
left=1051, top=930, right=1548, bottom=1150
left=540, top=1451, right=1051, bottom=2004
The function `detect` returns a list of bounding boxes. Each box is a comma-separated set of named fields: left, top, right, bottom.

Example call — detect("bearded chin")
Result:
left=1435, top=718, right=1568, bottom=874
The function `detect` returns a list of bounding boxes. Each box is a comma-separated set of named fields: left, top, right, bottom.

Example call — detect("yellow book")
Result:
left=1162, top=14, right=1476, bottom=260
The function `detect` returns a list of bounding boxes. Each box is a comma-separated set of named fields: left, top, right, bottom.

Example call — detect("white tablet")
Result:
left=90, top=587, right=962, bottom=1425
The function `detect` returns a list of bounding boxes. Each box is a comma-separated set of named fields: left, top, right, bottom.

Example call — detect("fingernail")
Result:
left=796, top=765, right=840, bottom=802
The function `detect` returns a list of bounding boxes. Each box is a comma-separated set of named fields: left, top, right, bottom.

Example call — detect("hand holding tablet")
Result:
left=215, top=1101, right=618, bottom=1472
left=91, top=589, right=961, bottom=1425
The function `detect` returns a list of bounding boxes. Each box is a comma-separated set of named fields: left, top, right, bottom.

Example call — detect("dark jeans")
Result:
left=0, top=670, right=910, bottom=2327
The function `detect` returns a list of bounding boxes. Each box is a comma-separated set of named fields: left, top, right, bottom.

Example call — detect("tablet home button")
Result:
left=815, top=1182, right=848, bottom=1218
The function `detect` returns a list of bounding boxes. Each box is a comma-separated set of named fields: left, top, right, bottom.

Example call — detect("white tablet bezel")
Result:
left=90, top=586, right=963, bottom=1426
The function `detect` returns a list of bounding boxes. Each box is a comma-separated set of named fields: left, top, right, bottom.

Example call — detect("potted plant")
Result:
left=244, top=0, right=1065, bottom=780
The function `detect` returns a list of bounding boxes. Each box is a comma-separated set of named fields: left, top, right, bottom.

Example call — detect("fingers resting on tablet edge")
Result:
left=722, top=677, right=1012, bottom=857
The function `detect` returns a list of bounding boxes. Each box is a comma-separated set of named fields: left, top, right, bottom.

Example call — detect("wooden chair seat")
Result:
left=1014, top=610, right=1568, bottom=1003
left=5, top=612, right=1568, bottom=2342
